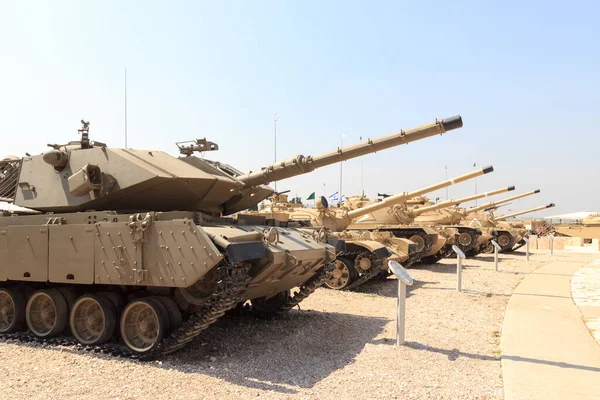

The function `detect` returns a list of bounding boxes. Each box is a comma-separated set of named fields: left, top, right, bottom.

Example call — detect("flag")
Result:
left=328, top=191, right=339, bottom=201
left=274, top=114, right=279, bottom=121
left=307, top=192, right=315, bottom=200
left=340, top=194, right=346, bottom=203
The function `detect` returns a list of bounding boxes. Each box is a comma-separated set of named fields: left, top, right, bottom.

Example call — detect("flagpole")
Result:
left=124, top=68, right=128, bottom=148
left=445, top=165, right=448, bottom=200
left=360, top=135, right=364, bottom=197
left=339, top=135, right=344, bottom=204
left=274, top=114, right=278, bottom=192
left=474, top=162, right=477, bottom=206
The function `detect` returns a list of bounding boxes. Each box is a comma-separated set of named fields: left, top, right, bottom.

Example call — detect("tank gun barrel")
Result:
left=347, top=165, right=493, bottom=220
left=466, top=189, right=540, bottom=213
left=495, top=203, right=555, bottom=221
left=236, top=116, right=463, bottom=187
left=412, top=185, right=515, bottom=216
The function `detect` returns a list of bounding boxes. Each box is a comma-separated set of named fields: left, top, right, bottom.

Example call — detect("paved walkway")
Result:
left=501, top=253, right=600, bottom=400
left=571, top=258, right=600, bottom=346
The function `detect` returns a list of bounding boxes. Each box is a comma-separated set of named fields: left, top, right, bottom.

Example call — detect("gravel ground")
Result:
left=0, top=251, right=549, bottom=400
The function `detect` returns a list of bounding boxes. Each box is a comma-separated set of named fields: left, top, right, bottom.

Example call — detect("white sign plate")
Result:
left=452, top=245, right=466, bottom=259
left=523, top=237, right=530, bottom=244
left=388, top=260, right=413, bottom=286
left=491, top=240, right=502, bottom=250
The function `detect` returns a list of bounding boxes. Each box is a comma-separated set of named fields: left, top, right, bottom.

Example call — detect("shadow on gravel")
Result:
left=371, top=339, right=500, bottom=362
left=157, top=310, right=390, bottom=393
left=352, top=278, right=431, bottom=298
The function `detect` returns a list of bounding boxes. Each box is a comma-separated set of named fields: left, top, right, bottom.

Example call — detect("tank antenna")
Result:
left=78, top=120, right=90, bottom=149
left=274, top=113, right=279, bottom=192
left=124, top=67, right=128, bottom=148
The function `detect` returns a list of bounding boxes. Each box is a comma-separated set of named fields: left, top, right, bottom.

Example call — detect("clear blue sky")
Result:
left=1, top=1, right=598, bottom=216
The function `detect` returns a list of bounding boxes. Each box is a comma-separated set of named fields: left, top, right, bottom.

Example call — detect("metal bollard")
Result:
left=388, top=260, right=413, bottom=346
left=524, top=237, right=530, bottom=261
left=452, top=245, right=466, bottom=292
left=491, top=240, right=502, bottom=271
left=549, top=235, right=554, bottom=255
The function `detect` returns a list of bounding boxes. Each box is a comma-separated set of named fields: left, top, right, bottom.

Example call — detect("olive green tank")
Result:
left=0, top=116, right=463, bottom=356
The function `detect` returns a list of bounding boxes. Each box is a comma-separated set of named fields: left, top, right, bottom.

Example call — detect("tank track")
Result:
left=492, top=230, right=516, bottom=252
left=238, top=262, right=337, bottom=317
left=511, top=239, right=526, bottom=252
left=386, top=229, right=433, bottom=266
left=0, top=261, right=251, bottom=360
left=343, top=251, right=383, bottom=290
left=454, top=227, right=481, bottom=255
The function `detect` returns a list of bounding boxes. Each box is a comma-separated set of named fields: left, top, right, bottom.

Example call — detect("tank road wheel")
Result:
left=324, top=257, right=357, bottom=290
left=251, top=290, right=291, bottom=316
left=408, top=235, right=426, bottom=253
left=0, top=288, right=26, bottom=333
left=482, top=242, right=494, bottom=254
left=69, top=294, right=117, bottom=346
left=120, top=298, right=167, bottom=354
left=154, top=296, right=183, bottom=332
left=177, top=268, right=219, bottom=306
left=458, top=232, right=473, bottom=247
left=497, top=233, right=512, bottom=248
left=25, top=289, right=68, bottom=338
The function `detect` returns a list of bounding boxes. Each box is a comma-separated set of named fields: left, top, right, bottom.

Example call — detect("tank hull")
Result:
left=0, top=210, right=336, bottom=357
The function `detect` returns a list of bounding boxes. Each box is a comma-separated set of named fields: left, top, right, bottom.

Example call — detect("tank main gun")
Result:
left=465, top=189, right=541, bottom=214
left=495, top=203, right=555, bottom=221
left=410, top=186, right=515, bottom=216
left=292, top=166, right=493, bottom=231
left=3, top=116, right=464, bottom=215
left=236, top=116, right=463, bottom=187
left=346, top=166, right=493, bottom=221
left=353, top=185, right=512, bottom=226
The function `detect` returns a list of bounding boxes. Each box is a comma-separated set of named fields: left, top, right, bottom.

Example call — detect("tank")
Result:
left=344, top=174, right=503, bottom=262
left=282, top=167, right=491, bottom=289
left=380, top=185, right=515, bottom=262
left=553, top=212, right=600, bottom=239
left=0, top=116, right=463, bottom=357
left=460, top=190, right=541, bottom=253
left=493, top=203, right=555, bottom=250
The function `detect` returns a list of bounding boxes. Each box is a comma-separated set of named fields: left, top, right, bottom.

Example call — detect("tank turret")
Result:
left=495, top=203, right=555, bottom=221
left=1, top=117, right=463, bottom=215
left=290, top=166, right=493, bottom=231
left=379, top=185, right=515, bottom=225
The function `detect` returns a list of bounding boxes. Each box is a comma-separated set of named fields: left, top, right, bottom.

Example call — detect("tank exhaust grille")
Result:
left=0, top=159, right=21, bottom=202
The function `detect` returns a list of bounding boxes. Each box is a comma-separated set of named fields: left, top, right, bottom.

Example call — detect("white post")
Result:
left=452, top=245, right=466, bottom=292
left=397, top=281, right=406, bottom=345
left=524, top=237, right=530, bottom=261
left=491, top=240, right=501, bottom=271
left=549, top=235, right=554, bottom=255
left=387, top=261, right=413, bottom=347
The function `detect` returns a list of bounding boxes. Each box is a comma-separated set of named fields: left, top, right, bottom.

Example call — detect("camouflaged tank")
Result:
left=282, top=167, right=490, bottom=289
left=0, top=116, right=463, bottom=357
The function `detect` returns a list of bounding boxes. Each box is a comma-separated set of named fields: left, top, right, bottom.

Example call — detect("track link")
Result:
left=0, top=262, right=251, bottom=360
